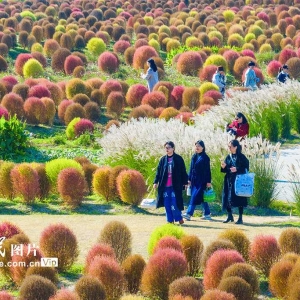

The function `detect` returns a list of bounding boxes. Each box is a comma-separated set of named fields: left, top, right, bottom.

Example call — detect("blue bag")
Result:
left=235, top=171, right=255, bottom=197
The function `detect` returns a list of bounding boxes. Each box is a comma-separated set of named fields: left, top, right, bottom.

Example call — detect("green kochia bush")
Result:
left=66, top=117, right=81, bottom=140
left=0, top=116, right=27, bottom=160
left=45, top=158, right=83, bottom=190
left=23, top=58, right=44, bottom=78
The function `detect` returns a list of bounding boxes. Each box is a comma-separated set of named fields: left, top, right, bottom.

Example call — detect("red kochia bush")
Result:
left=24, top=97, right=46, bottom=125
left=99, top=79, right=123, bottom=103
left=141, top=91, right=167, bottom=108
left=40, top=223, right=79, bottom=271
left=0, top=291, right=14, bottom=300
left=169, top=85, right=184, bottom=109
left=169, top=276, right=204, bottom=300
left=0, top=76, right=18, bottom=93
left=11, top=164, right=40, bottom=204
left=64, top=55, right=84, bottom=75
left=203, top=249, right=245, bottom=290
left=132, top=45, right=158, bottom=69
left=278, top=48, right=297, bottom=64
left=267, top=60, right=282, bottom=77
left=175, top=112, right=193, bottom=124
left=200, top=289, right=236, bottom=300
left=141, top=248, right=187, bottom=300
left=98, top=51, right=119, bottom=74
left=74, top=119, right=94, bottom=136
left=15, top=53, right=33, bottom=76
left=203, top=90, right=222, bottom=105
left=113, top=40, right=130, bottom=54
left=116, top=170, right=147, bottom=206
left=199, top=65, right=218, bottom=82
left=126, top=84, right=148, bottom=108
left=122, top=254, right=146, bottom=294
left=241, top=49, right=256, bottom=59
left=223, top=50, right=240, bottom=72
left=177, top=51, right=203, bottom=76
left=87, top=256, right=125, bottom=300
left=106, top=91, right=125, bottom=117
left=153, top=236, right=183, bottom=254
left=0, top=106, right=9, bottom=119
left=0, top=221, right=23, bottom=239
left=28, top=85, right=51, bottom=99
left=1, top=92, right=24, bottom=119
left=58, top=100, right=73, bottom=123
left=249, top=235, right=281, bottom=277
left=84, top=243, right=116, bottom=273
left=49, top=288, right=79, bottom=300
left=57, top=168, right=86, bottom=207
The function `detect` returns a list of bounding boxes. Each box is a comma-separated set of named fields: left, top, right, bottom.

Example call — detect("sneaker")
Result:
left=182, top=213, right=191, bottom=221
left=201, top=215, right=212, bottom=220
left=179, top=219, right=184, bottom=225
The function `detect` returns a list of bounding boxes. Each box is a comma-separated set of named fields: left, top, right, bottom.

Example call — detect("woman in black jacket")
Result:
left=153, top=141, right=188, bottom=224
left=183, top=140, right=212, bottom=221
left=221, top=139, right=249, bottom=224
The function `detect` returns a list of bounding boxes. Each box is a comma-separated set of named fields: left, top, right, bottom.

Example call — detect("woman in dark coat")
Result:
left=153, top=141, right=188, bottom=224
left=183, top=140, right=212, bottom=221
left=221, top=139, right=249, bottom=224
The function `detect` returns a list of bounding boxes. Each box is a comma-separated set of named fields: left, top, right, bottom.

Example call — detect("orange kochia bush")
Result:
left=177, top=51, right=203, bottom=76
left=132, top=45, right=158, bottom=69
left=141, top=91, right=167, bottom=108
left=126, top=84, right=149, bottom=108
left=98, top=51, right=119, bottom=74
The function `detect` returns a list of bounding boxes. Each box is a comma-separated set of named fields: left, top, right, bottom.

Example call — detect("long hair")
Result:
left=195, top=140, right=206, bottom=153
left=230, top=139, right=242, bottom=155
left=236, top=112, right=248, bottom=124
left=147, top=58, right=157, bottom=72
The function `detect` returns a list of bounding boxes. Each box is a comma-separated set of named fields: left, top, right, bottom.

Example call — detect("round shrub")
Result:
left=75, top=276, right=106, bottom=300
left=87, top=256, right=125, bottom=300
left=279, top=48, right=297, bottom=64
left=126, top=84, right=148, bottom=108
left=199, top=65, right=218, bottom=82
left=107, top=165, right=129, bottom=199
left=153, top=236, right=183, bottom=254
left=122, top=254, right=146, bottom=294
left=11, top=163, right=40, bottom=204
left=159, top=107, right=180, bottom=120
left=286, top=57, right=300, bottom=79
left=65, top=78, right=86, bottom=99
left=182, top=87, right=200, bottom=111
left=19, top=275, right=57, bottom=300
left=31, top=163, right=50, bottom=200
left=40, top=223, right=79, bottom=271
left=0, top=55, right=8, bottom=71
left=0, top=291, right=13, bottom=300
left=87, top=37, right=106, bottom=56
left=141, top=248, right=187, bottom=299
left=50, top=289, right=79, bottom=300
left=23, top=58, right=43, bottom=79
left=98, top=51, right=119, bottom=74
left=28, top=85, right=51, bottom=99
left=199, top=82, right=219, bottom=97
left=72, top=94, right=90, bottom=106
left=132, top=45, right=158, bottom=70
left=98, top=220, right=132, bottom=263
left=25, top=266, right=58, bottom=284
left=233, top=56, right=256, bottom=81
left=169, top=86, right=184, bottom=109
left=203, top=90, right=222, bottom=105
left=64, top=103, right=86, bottom=125
left=106, top=92, right=125, bottom=117
left=181, top=235, right=204, bottom=276
left=218, top=229, right=250, bottom=261
left=222, top=263, right=259, bottom=297
left=85, top=243, right=116, bottom=273
left=46, top=82, right=64, bottom=106
left=269, top=260, right=294, bottom=298
left=218, top=276, right=252, bottom=300
left=169, top=276, right=204, bottom=300
left=113, top=40, right=130, bottom=54
left=11, top=83, right=29, bottom=101
left=124, top=46, right=135, bottom=66
left=281, top=252, right=299, bottom=264
left=0, top=221, right=23, bottom=239
left=177, top=51, right=203, bottom=76
left=45, top=158, right=83, bottom=190
left=279, top=228, right=300, bottom=254
left=267, top=60, right=282, bottom=77
left=129, top=104, right=156, bottom=119
left=66, top=117, right=80, bottom=140
left=58, top=100, right=72, bottom=124
left=57, top=168, right=86, bottom=207
left=51, top=48, right=71, bottom=73
left=141, top=91, right=167, bottom=109
left=148, top=223, right=186, bottom=255
left=1, top=93, right=24, bottom=119
left=203, top=249, right=245, bottom=290
left=93, top=166, right=113, bottom=201
left=0, top=162, right=15, bottom=200
left=249, top=234, right=281, bottom=277
left=99, top=79, right=122, bottom=103
left=200, top=289, right=236, bottom=300
left=74, top=119, right=94, bottom=137
left=0, top=106, right=9, bottom=120
left=116, top=170, right=147, bottom=206
left=43, top=39, right=60, bottom=58
left=64, top=55, right=83, bottom=75
left=204, top=54, right=227, bottom=72
left=15, top=53, right=33, bottom=76
left=40, top=97, right=56, bottom=126
left=84, top=102, right=100, bottom=122
left=24, top=97, right=46, bottom=125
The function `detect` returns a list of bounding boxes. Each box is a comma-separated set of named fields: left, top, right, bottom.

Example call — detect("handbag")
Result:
left=235, top=170, right=255, bottom=197
left=203, top=187, right=216, bottom=203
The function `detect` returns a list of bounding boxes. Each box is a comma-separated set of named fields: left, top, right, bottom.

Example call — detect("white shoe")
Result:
left=201, top=215, right=212, bottom=220
left=182, top=213, right=191, bottom=221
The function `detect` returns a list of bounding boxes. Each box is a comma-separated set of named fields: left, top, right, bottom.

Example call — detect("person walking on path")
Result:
left=277, top=64, right=290, bottom=83
left=153, top=141, right=188, bottom=225
left=244, top=61, right=260, bottom=91
left=183, top=140, right=212, bottom=221
left=221, top=139, right=249, bottom=224
left=212, top=66, right=226, bottom=96
left=141, top=58, right=159, bottom=92
left=226, top=112, right=249, bottom=139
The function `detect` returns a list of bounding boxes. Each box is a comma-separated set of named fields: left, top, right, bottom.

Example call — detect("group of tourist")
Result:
left=141, top=58, right=290, bottom=95
left=153, top=113, right=250, bottom=225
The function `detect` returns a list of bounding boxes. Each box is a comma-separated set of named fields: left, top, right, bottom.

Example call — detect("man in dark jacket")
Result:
left=153, top=141, right=188, bottom=224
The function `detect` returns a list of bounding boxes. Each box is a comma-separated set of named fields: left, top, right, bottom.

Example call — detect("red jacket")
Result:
left=228, top=120, right=249, bottom=137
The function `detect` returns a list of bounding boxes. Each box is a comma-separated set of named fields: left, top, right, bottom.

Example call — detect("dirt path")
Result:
left=1, top=214, right=299, bottom=264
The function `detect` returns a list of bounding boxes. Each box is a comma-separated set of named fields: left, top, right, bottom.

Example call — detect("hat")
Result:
left=282, top=64, right=288, bottom=69
left=217, top=66, right=224, bottom=71
left=248, top=61, right=255, bottom=67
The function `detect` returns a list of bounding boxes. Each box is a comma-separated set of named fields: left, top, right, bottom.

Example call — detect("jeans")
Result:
left=186, top=202, right=211, bottom=216
left=163, top=186, right=182, bottom=223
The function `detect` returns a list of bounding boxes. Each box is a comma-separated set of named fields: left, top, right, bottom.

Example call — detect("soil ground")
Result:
left=1, top=214, right=299, bottom=263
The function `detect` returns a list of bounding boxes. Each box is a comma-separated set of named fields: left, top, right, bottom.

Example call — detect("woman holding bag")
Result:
left=221, top=139, right=249, bottom=224
left=183, top=140, right=212, bottom=221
